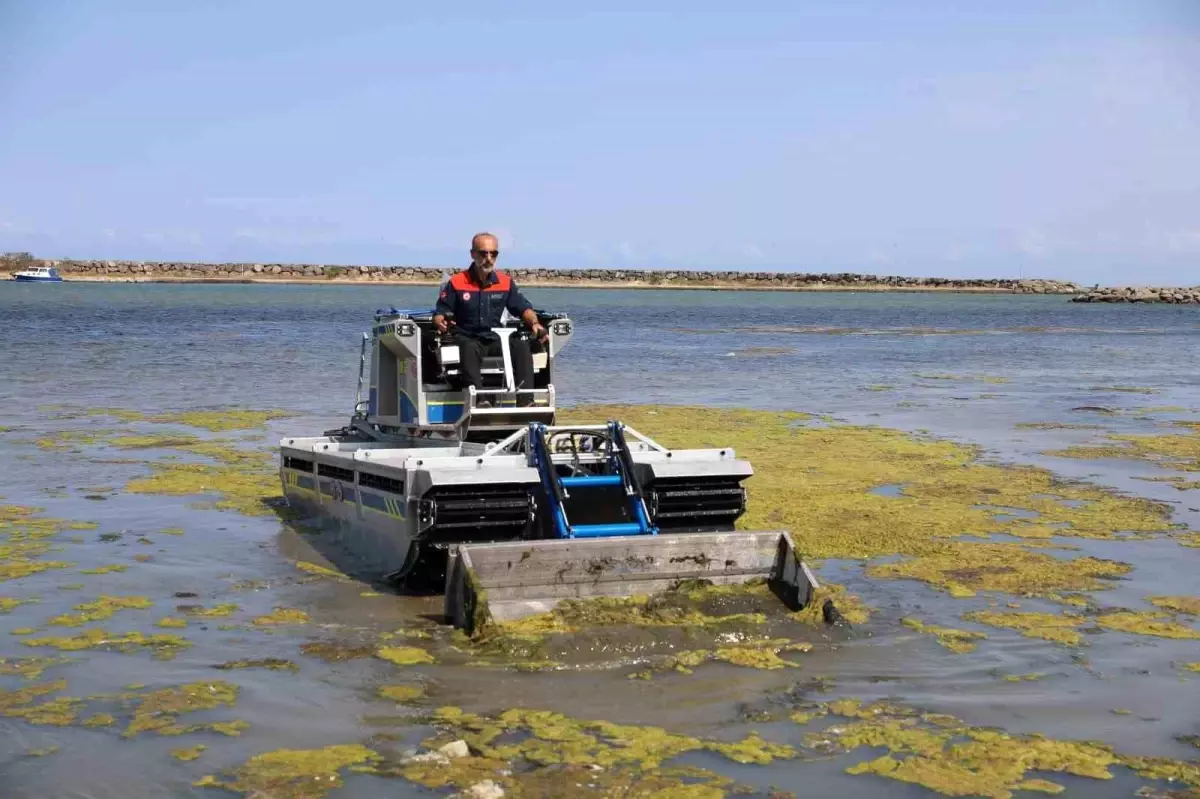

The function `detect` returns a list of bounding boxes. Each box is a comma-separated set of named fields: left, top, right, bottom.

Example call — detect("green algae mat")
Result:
left=563, top=405, right=1179, bottom=591
left=3, top=404, right=1199, bottom=798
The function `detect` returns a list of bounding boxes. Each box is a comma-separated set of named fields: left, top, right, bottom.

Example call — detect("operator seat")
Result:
left=436, top=329, right=545, bottom=390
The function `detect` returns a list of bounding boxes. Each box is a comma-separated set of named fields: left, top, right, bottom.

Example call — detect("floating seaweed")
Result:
left=1046, top=423, right=1200, bottom=473
left=0, top=596, right=36, bottom=613
left=123, top=681, right=239, bottom=737
left=84, top=408, right=292, bottom=431
left=215, top=658, right=297, bottom=672
left=21, top=629, right=190, bottom=658
left=562, top=407, right=1171, bottom=570
left=808, top=698, right=1200, bottom=798
left=293, top=561, right=346, bottom=580
left=0, top=504, right=93, bottom=582
left=1147, top=596, right=1200, bottom=616
left=195, top=744, right=378, bottom=797
left=368, top=705, right=797, bottom=796
left=172, top=745, right=207, bottom=761
left=461, top=576, right=845, bottom=671
left=0, top=679, right=82, bottom=726
left=126, top=462, right=283, bottom=518
left=868, top=543, right=1130, bottom=599
left=901, top=618, right=987, bottom=654
left=251, top=608, right=310, bottom=626
left=46, top=595, right=153, bottom=627
left=1001, top=673, right=1048, bottom=682
left=1093, top=611, right=1200, bottom=640
left=300, top=641, right=377, bottom=662
left=185, top=603, right=240, bottom=618
left=0, top=656, right=70, bottom=680
left=82, top=713, right=116, bottom=727
left=963, top=611, right=1087, bottom=647
left=376, top=646, right=435, bottom=666
left=378, top=685, right=424, bottom=702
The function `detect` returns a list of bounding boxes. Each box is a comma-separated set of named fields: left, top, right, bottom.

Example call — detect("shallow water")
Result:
left=1, top=281, right=1197, bottom=797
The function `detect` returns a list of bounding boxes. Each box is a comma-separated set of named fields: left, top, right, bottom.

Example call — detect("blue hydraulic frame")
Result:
left=528, top=421, right=658, bottom=539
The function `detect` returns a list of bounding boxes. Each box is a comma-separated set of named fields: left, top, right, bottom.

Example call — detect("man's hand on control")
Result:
left=433, top=315, right=450, bottom=334
left=530, top=322, right=548, bottom=343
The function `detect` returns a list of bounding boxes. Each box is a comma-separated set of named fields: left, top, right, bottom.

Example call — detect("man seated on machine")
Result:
left=432, top=232, right=549, bottom=408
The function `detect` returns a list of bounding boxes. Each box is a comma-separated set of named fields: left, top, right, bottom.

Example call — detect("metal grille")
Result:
left=316, top=463, right=355, bottom=482
left=359, top=471, right=404, bottom=494
left=649, top=477, right=747, bottom=531
left=418, top=484, right=534, bottom=541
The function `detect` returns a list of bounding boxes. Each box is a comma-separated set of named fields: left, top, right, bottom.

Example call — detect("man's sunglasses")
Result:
left=473, top=249, right=500, bottom=257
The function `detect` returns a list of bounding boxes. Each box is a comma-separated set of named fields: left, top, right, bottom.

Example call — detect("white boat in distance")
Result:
left=11, top=265, right=64, bottom=282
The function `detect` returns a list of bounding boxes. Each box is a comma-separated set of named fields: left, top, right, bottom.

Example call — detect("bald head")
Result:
left=471, top=232, right=498, bottom=252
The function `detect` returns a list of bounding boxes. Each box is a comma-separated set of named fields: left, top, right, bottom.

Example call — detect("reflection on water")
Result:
left=1, top=282, right=1198, bottom=797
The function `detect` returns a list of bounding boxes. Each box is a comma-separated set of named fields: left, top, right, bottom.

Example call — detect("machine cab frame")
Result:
left=360, top=308, right=573, bottom=442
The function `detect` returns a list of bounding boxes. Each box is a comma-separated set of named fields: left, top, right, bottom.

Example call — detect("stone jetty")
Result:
left=0, top=254, right=1081, bottom=294
left=1070, top=285, right=1200, bottom=304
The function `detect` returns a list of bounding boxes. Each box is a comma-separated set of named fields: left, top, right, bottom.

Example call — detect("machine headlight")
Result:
left=552, top=321, right=571, bottom=336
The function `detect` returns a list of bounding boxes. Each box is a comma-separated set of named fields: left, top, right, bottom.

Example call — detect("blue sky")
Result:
left=1, top=2, right=1197, bottom=283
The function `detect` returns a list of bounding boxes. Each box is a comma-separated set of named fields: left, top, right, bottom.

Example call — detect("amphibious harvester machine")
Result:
left=278, top=305, right=822, bottom=631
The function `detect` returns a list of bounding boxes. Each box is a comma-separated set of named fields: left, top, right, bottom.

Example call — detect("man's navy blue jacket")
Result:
left=435, top=267, right=533, bottom=343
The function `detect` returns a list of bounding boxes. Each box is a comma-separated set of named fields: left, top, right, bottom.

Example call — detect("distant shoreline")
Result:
left=44, top=274, right=1065, bottom=293
left=1, top=257, right=1079, bottom=295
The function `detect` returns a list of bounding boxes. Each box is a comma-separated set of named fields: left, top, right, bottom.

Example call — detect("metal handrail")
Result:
left=352, top=332, right=369, bottom=416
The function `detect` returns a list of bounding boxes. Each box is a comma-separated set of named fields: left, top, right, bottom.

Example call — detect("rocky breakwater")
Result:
left=2, top=255, right=1080, bottom=293
left=1071, top=285, right=1200, bottom=304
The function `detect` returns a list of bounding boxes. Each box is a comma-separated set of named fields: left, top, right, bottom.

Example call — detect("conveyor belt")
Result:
left=417, top=484, right=535, bottom=542
left=648, top=477, right=747, bottom=532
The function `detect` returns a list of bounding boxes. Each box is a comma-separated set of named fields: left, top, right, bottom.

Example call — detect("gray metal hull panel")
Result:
left=282, top=480, right=415, bottom=577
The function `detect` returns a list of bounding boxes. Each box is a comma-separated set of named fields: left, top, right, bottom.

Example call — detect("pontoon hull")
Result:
left=281, top=473, right=416, bottom=578
left=278, top=307, right=832, bottom=629
left=279, top=424, right=753, bottom=585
